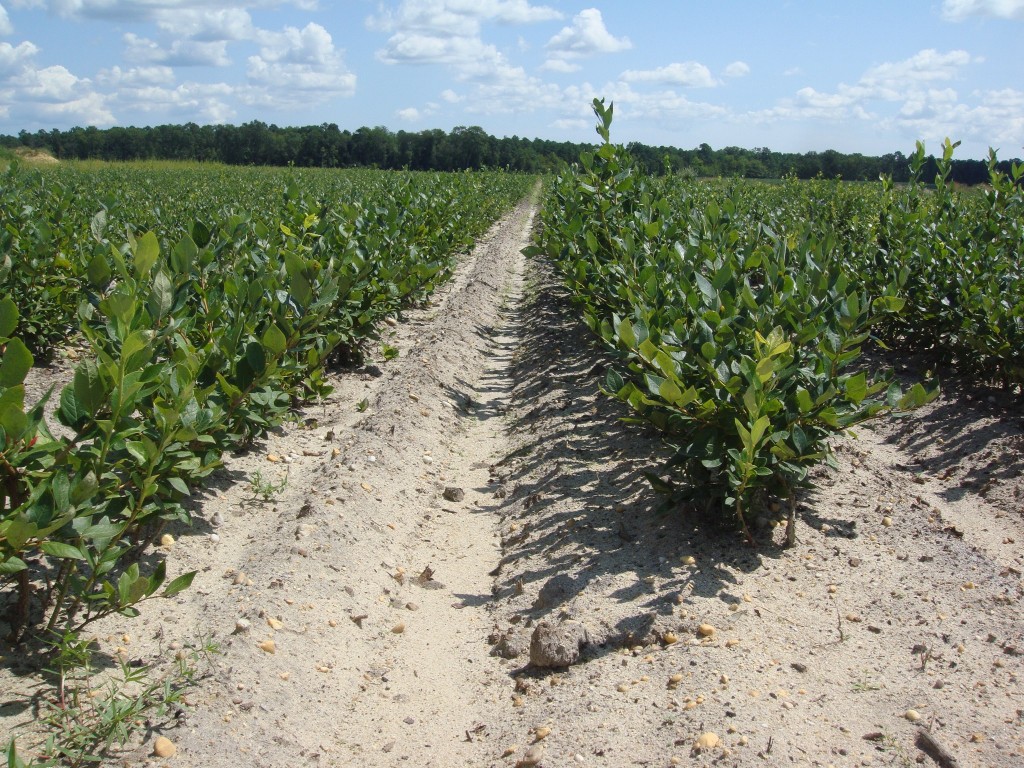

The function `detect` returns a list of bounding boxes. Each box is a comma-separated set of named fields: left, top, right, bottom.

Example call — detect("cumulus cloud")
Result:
left=124, top=32, right=231, bottom=66
left=0, top=39, right=37, bottom=75
left=754, top=48, right=977, bottom=125
left=745, top=48, right=1022, bottom=154
left=1, top=38, right=112, bottom=125
left=543, top=8, right=630, bottom=71
left=0, top=3, right=13, bottom=34
left=244, top=22, right=356, bottom=106
left=153, top=7, right=255, bottom=41
left=941, top=0, right=1024, bottom=20
left=373, top=0, right=560, bottom=88
left=724, top=60, right=750, bottom=78
left=12, top=0, right=316, bottom=22
left=620, top=62, right=717, bottom=88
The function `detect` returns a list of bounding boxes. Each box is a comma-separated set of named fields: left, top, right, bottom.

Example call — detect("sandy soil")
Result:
left=3, top=193, right=1023, bottom=768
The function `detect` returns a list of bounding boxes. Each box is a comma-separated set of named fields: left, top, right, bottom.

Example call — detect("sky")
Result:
left=0, top=0, right=1022, bottom=160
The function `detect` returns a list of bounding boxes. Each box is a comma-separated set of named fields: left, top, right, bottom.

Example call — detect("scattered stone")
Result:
left=152, top=736, right=176, bottom=758
left=534, top=726, right=551, bottom=741
left=232, top=572, right=247, bottom=586
left=267, top=617, right=283, bottom=630
left=160, top=534, right=175, bottom=549
left=791, top=662, right=807, bottom=673
left=904, top=709, right=921, bottom=722
left=392, top=621, right=406, bottom=634
left=233, top=619, right=251, bottom=634
left=258, top=639, right=276, bottom=654
left=492, top=628, right=530, bottom=660
left=849, top=557, right=862, bottom=567
left=662, top=631, right=678, bottom=645
left=529, top=621, right=589, bottom=668
left=694, top=732, right=720, bottom=752
left=882, top=517, right=893, bottom=527
left=516, top=744, right=544, bottom=766
left=443, top=487, right=465, bottom=502
left=697, top=624, right=716, bottom=638
left=405, top=602, right=419, bottom=611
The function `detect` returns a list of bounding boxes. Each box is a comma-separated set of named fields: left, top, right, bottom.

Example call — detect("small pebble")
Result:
left=392, top=622, right=406, bottom=634
left=904, top=709, right=921, bottom=722
left=516, top=744, right=544, bottom=766
left=258, top=639, right=276, bottom=654
left=697, top=624, right=716, bottom=637
left=152, top=736, right=176, bottom=758
left=694, top=732, right=720, bottom=751
left=160, top=534, right=174, bottom=549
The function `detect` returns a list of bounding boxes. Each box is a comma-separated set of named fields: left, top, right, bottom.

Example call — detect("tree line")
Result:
left=2, top=121, right=1018, bottom=183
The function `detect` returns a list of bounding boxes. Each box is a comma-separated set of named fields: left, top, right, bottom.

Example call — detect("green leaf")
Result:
left=162, top=571, right=196, bottom=598
left=750, top=415, right=770, bottom=448
left=0, top=338, right=32, bottom=388
left=150, top=271, right=174, bottom=319
left=0, top=402, right=27, bottom=441
left=170, top=235, right=198, bottom=274
left=261, top=324, right=287, bottom=357
left=695, top=273, right=716, bottom=303
left=73, top=359, right=106, bottom=414
left=245, top=341, right=267, bottom=376
left=0, top=296, right=18, bottom=338
left=795, top=388, right=814, bottom=414
left=167, top=476, right=190, bottom=496
left=845, top=372, right=867, bottom=405
left=87, top=253, right=112, bottom=287
left=40, top=541, right=87, bottom=561
left=0, top=557, right=28, bottom=575
left=3, top=519, right=36, bottom=551
left=616, top=318, right=636, bottom=349
left=134, top=231, right=160, bottom=279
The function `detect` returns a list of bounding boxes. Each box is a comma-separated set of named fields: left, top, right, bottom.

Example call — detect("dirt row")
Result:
left=2, top=193, right=1023, bottom=768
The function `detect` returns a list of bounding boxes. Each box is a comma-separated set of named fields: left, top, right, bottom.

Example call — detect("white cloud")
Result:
left=124, top=32, right=231, bottom=66
left=941, top=0, right=1024, bottom=20
left=745, top=48, right=1023, bottom=154
left=244, top=23, right=355, bottom=106
left=13, top=0, right=316, bottom=21
left=860, top=48, right=975, bottom=92
left=543, top=8, right=630, bottom=70
left=96, top=64, right=175, bottom=86
left=0, top=39, right=37, bottom=75
left=369, top=0, right=560, bottom=36
left=373, top=0, right=560, bottom=87
left=440, top=88, right=461, bottom=103
left=111, top=80, right=235, bottom=123
left=723, top=60, right=750, bottom=78
left=0, top=3, right=13, bottom=34
left=601, top=80, right=728, bottom=123
left=754, top=48, right=978, bottom=125
left=620, top=62, right=717, bottom=88
left=153, top=7, right=255, bottom=41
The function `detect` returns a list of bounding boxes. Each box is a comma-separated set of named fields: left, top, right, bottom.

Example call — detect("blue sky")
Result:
left=0, top=0, right=1022, bottom=159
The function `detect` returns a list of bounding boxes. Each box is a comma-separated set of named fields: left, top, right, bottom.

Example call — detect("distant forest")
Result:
left=2, top=121, right=1019, bottom=184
